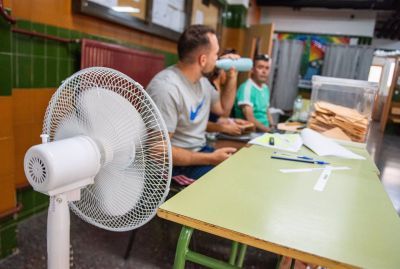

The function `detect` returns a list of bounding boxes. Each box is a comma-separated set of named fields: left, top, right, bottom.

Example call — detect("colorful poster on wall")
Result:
left=277, top=33, right=351, bottom=88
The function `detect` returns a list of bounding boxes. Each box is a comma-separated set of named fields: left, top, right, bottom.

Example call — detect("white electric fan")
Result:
left=23, top=67, right=171, bottom=269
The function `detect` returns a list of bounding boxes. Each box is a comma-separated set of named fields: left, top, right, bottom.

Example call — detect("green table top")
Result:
left=159, top=145, right=400, bottom=269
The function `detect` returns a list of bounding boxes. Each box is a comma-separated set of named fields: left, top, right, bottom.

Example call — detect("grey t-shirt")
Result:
left=147, top=66, right=219, bottom=151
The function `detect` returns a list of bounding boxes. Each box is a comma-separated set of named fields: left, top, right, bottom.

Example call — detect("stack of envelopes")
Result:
left=308, top=101, right=369, bottom=142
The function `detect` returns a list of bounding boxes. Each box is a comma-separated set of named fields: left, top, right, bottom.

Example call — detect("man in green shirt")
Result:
left=234, top=54, right=275, bottom=132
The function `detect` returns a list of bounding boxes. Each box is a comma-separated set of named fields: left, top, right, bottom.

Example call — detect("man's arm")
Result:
left=267, top=110, right=275, bottom=128
left=241, top=105, right=271, bottom=132
left=169, top=133, right=237, bottom=166
left=211, top=53, right=240, bottom=117
left=211, top=68, right=237, bottom=117
left=219, top=68, right=238, bottom=117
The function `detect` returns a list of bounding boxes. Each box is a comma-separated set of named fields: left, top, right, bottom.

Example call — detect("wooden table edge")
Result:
left=157, top=208, right=358, bottom=269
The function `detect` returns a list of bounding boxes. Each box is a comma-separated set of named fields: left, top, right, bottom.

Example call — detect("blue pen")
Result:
left=273, top=151, right=314, bottom=160
left=271, top=155, right=329, bottom=165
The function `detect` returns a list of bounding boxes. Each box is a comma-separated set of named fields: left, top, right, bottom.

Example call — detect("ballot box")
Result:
left=308, top=75, right=378, bottom=143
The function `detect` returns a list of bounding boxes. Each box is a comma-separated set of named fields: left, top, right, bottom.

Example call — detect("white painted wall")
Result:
left=372, top=38, right=400, bottom=50
left=260, top=7, right=376, bottom=37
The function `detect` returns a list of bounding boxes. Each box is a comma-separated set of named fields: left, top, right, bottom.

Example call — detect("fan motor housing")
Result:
left=24, top=136, right=101, bottom=196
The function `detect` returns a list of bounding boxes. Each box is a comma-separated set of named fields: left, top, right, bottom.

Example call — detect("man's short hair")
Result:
left=222, top=48, right=237, bottom=55
left=178, top=25, right=216, bottom=63
left=254, top=54, right=270, bottom=63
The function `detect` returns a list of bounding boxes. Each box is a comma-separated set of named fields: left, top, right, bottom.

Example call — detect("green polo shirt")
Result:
left=234, top=79, right=270, bottom=127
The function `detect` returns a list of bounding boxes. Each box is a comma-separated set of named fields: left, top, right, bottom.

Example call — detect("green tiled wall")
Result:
left=19, top=23, right=72, bottom=88
left=0, top=15, right=12, bottom=96
left=0, top=19, right=178, bottom=96
left=358, top=36, right=372, bottom=45
left=0, top=17, right=178, bottom=259
left=0, top=19, right=81, bottom=95
left=222, top=4, right=247, bottom=28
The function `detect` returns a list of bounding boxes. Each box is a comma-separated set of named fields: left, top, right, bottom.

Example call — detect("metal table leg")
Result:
left=173, top=226, right=193, bottom=269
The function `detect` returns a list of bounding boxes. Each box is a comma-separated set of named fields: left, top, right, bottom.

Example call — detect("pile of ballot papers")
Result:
left=308, top=101, right=369, bottom=142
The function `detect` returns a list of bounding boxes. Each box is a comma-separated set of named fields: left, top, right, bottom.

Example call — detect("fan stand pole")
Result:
left=47, top=193, right=70, bottom=269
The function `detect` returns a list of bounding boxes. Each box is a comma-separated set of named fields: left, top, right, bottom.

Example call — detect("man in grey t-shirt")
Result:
left=147, top=25, right=239, bottom=180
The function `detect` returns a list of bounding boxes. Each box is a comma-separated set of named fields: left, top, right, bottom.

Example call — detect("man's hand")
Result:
left=226, top=67, right=238, bottom=79
left=241, top=105, right=271, bottom=132
left=233, top=118, right=248, bottom=125
left=219, top=53, right=240, bottom=60
left=234, top=119, right=256, bottom=133
left=221, top=123, right=242, bottom=136
left=216, top=117, right=244, bottom=135
left=209, top=147, right=237, bottom=165
left=219, top=53, right=240, bottom=78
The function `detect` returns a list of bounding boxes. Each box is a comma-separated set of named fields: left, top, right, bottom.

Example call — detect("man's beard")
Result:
left=201, top=70, right=213, bottom=77
left=201, top=64, right=216, bottom=77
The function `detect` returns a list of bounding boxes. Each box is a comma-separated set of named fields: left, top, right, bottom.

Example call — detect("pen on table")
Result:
left=273, top=151, right=314, bottom=160
left=271, top=155, right=329, bottom=165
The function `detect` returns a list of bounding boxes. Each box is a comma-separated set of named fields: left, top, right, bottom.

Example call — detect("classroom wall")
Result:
left=3, top=0, right=177, bottom=53
left=246, top=0, right=261, bottom=26
left=260, top=7, right=376, bottom=37
left=221, top=4, right=247, bottom=55
left=0, top=0, right=179, bottom=259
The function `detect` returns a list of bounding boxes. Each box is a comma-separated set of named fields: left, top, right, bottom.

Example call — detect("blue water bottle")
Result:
left=215, top=58, right=253, bottom=72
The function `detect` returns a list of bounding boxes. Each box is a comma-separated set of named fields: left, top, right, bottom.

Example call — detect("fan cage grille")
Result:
left=43, top=67, right=171, bottom=231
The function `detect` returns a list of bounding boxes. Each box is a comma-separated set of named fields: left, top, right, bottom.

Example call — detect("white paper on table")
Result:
left=280, top=166, right=350, bottom=173
left=249, top=133, right=303, bottom=152
left=301, top=128, right=365, bottom=160
left=313, top=166, right=332, bottom=192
